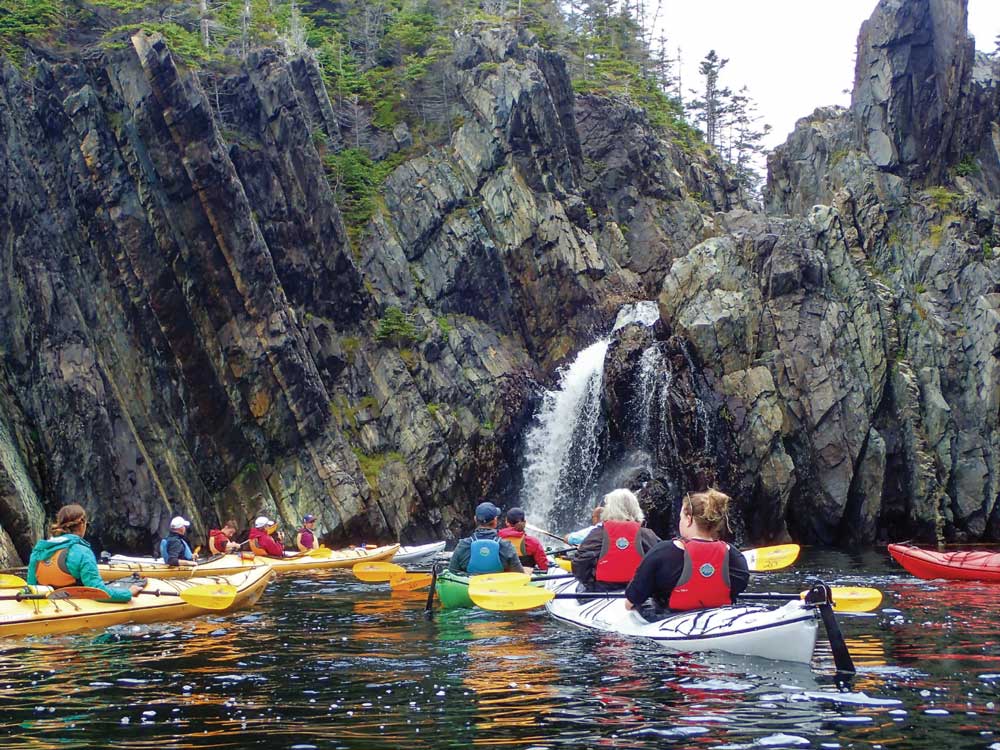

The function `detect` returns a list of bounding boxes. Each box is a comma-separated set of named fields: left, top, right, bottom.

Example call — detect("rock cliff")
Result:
left=1, top=0, right=997, bottom=559
left=0, top=20, right=731, bottom=558
left=685, top=0, right=999, bottom=542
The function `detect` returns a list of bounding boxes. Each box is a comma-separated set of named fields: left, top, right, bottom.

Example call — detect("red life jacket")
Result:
left=35, top=548, right=77, bottom=588
left=668, top=539, right=732, bottom=610
left=595, top=520, right=644, bottom=583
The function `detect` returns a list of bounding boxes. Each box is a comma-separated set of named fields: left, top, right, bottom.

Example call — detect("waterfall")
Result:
left=519, top=338, right=609, bottom=532
left=520, top=302, right=659, bottom=532
left=634, top=345, right=664, bottom=449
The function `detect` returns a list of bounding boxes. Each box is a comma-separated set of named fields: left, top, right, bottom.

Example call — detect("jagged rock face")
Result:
left=362, top=25, right=644, bottom=372
left=656, top=209, right=894, bottom=543
left=751, top=0, right=1000, bottom=542
left=574, top=94, right=739, bottom=293
left=600, top=324, right=746, bottom=543
left=0, top=22, right=674, bottom=561
left=852, top=0, right=984, bottom=181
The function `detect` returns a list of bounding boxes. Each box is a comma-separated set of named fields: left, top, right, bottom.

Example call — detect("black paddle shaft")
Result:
left=803, top=583, right=856, bottom=674
left=423, top=564, right=438, bottom=620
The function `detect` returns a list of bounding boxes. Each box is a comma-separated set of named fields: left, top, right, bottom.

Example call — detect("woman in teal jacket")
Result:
left=26, top=504, right=142, bottom=602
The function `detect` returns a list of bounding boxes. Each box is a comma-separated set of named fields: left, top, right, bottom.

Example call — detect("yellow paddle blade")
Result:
left=352, top=561, right=406, bottom=582
left=468, top=572, right=531, bottom=588
left=305, top=546, right=332, bottom=558
left=0, top=573, right=28, bottom=589
left=469, top=584, right=555, bottom=611
left=177, top=583, right=238, bottom=610
left=553, top=558, right=572, bottom=572
left=389, top=573, right=433, bottom=591
left=743, top=543, right=801, bottom=572
left=817, top=586, right=883, bottom=613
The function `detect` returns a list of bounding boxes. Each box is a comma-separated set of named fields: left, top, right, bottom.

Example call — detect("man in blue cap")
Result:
left=448, top=502, right=525, bottom=575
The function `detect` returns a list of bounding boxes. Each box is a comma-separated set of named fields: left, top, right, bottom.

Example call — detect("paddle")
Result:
left=469, top=584, right=883, bottom=613
left=54, top=583, right=238, bottom=610
left=389, top=573, right=434, bottom=591
left=353, top=561, right=407, bottom=581
left=527, top=531, right=801, bottom=574
left=525, top=524, right=571, bottom=545
left=0, top=573, right=28, bottom=589
left=742, top=544, right=800, bottom=571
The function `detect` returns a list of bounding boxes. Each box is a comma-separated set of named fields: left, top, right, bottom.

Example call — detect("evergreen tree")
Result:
left=727, top=86, right=770, bottom=201
left=687, top=49, right=730, bottom=148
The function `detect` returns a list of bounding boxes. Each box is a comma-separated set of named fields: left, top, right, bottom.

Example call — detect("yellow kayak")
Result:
left=0, top=566, right=273, bottom=637
left=99, top=544, right=400, bottom=581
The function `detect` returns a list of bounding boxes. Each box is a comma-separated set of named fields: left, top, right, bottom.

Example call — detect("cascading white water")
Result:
left=520, top=302, right=660, bottom=532
left=634, top=345, right=664, bottom=449
left=520, top=338, right=609, bottom=531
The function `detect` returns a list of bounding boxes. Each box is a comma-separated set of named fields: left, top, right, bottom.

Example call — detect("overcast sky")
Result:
left=660, top=0, right=1000, bottom=150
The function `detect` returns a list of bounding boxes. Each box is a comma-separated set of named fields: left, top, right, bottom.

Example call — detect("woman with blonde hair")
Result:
left=625, top=488, right=749, bottom=616
left=26, top=504, right=142, bottom=601
left=572, top=489, right=660, bottom=592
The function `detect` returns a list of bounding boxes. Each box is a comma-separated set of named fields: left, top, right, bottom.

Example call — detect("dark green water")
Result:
left=1, top=548, right=998, bottom=749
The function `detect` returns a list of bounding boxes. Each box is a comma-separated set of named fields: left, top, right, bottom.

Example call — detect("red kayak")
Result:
left=888, top=543, right=1000, bottom=582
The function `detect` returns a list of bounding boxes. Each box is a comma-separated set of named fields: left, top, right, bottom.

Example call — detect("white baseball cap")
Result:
left=169, top=516, right=191, bottom=530
left=254, top=516, right=275, bottom=528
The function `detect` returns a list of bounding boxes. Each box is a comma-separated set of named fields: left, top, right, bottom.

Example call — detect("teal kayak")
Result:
left=435, top=570, right=473, bottom=608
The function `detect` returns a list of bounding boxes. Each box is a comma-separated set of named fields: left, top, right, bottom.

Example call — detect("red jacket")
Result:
left=595, top=520, right=644, bottom=583
left=249, top=527, right=284, bottom=557
left=498, top=527, right=548, bottom=571
left=668, top=539, right=732, bottom=610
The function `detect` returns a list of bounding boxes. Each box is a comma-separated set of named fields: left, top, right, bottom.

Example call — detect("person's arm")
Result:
left=571, top=528, right=603, bottom=584
left=164, top=537, right=182, bottom=567
left=26, top=550, right=39, bottom=586
left=208, top=534, right=222, bottom=555
left=448, top=539, right=470, bottom=573
left=727, top=546, right=750, bottom=599
left=639, top=528, right=662, bottom=555
left=501, top=541, right=525, bottom=573
left=624, top=553, right=656, bottom=610
left=295, top=532, right=307, bottom=553
left=262, top=534, right=285, bottom=557
left=165, top=537, right=197, bottom=567
left=71, top=548, right=134, bottom=603
left=526, top=536, right=548, bottom=571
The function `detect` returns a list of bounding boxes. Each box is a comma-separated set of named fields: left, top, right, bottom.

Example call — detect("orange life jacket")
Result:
left=595, top=520, right=644, bottom=583
left=35, top=548, right=77, bottom=588
left=668, top=539, right=732, bottom=610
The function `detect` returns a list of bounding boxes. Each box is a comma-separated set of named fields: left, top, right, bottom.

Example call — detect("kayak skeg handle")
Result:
left=802, top=582, right=833, bottom=606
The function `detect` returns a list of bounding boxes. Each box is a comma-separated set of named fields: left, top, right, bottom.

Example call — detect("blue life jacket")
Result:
left=467, top=538, right=503, bottom=574
left=160, top=535, right=194, bottom=564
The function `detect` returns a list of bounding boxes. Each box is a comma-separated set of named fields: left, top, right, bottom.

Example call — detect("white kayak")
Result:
left=393, top=541, right=447, bottom=565
left=542, top=576, right=819, bottom=664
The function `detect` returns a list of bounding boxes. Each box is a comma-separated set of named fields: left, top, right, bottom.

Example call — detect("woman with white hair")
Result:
left=571, top=489, right=660, bottom=592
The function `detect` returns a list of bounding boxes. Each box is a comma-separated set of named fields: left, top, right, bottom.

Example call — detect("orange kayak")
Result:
left=887, top=543, right=1000, bottom=582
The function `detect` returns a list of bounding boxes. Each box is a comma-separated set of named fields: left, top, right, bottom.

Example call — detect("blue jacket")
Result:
left=26, top=534, right=132, bottom=603
left=448, top=527, right=524, bottom=574
left=161, top=532, right=194, bottom=566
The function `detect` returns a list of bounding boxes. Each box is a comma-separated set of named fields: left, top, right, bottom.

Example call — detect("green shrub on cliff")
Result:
left=375, top=307, right=422, bottom=346
left=0, top=0, right=61, bottom=61
left=323, top=147, right=409, bottom=237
